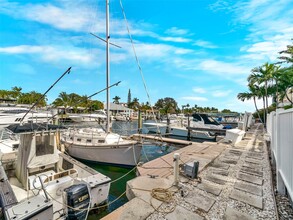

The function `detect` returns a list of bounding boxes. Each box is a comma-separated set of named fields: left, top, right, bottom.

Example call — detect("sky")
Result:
left=0, top=0, right=292, bottom=113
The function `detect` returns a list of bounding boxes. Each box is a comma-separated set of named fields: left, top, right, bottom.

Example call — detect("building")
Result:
left=104, top=102, right=134, bottom=117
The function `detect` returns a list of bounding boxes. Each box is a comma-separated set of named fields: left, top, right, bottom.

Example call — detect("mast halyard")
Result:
left=106, top=0, right=110, bottom=132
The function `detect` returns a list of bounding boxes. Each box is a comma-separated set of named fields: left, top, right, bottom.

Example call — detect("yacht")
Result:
left=0, top=110, right=53, bottom=127
left=0, top=123, right=111, bottom=220
left=68, top=111, right=107, bottom=123
left=143, top=113, right=226, bottom=140
left=0, top=107, right=30, bottom=116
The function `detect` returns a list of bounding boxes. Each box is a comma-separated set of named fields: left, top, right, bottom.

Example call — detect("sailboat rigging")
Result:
left=61, top=0, right=142, bottom=167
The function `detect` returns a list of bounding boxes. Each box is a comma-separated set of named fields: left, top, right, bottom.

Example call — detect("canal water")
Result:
left=65, top=121, right=204, bottom=219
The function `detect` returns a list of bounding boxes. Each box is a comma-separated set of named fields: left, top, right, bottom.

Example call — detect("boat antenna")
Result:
left=20, top=67, right=72, bottom=123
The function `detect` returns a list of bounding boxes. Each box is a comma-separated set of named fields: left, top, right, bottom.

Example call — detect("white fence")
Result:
left=267, top=108, right=293, bottom=199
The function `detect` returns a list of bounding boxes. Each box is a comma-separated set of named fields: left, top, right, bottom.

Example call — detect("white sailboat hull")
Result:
left=65, top=142, right=142, bottom=167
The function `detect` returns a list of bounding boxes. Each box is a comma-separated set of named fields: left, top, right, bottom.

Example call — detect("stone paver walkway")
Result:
left=102, top=124, right=277, bottom=220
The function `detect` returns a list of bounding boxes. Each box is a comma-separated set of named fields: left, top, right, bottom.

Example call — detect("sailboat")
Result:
left=61, top=0, right=142, bottom=167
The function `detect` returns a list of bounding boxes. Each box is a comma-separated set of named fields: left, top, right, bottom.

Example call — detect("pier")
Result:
left=102, top=123, right=279, bottom=220
left=129, top=134, right=193, bottom=146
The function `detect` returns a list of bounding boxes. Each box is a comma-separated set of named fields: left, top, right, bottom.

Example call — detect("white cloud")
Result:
left=165, top=27, right=190, bottom=36
left=192, top=87, right=206, bottom=94
left=0, top=45, right=44, bottom=54
left=174, top=48, right=194, bottom=55
left=209, top=0, right=293, bottom=64
left=212, top=90, right=232, bottom=97
left=181, top=96, right=208, bottom=101
left=159, top=37, right=192, bottom=43
left=0, top=0, right=153, bottom=37
left=199, top=60, right=249, bottom=75
left=0, top=1, right=97, bottom=32
left=0, top=45, right=95, bottom=65
left=193, top=40, right=218, bottom=49
left=240, top=40, right=290, bottom=62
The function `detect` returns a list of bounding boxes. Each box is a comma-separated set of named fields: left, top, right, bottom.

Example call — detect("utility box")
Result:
left=183, top=161, right=199, bottom=179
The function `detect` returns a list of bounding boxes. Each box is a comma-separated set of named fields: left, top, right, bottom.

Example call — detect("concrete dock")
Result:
left=102, top=124, right=277, bottom=220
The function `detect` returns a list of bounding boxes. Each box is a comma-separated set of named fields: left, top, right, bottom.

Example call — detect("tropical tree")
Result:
left=0, top=90, right=10, bottom=99
left=18, top=91, right=46, bottom=107
left=154, top=97, right=178, bottom=114
left=88, top=100, right=104, bottom=111
left=113, top=96, right=121, bottom=104
left=277, top=68, right=293, bottom=104
left=237, top=84, right=263, bottom=123
left=52, top=92, right=71, bottom=112
left=248, top=63, right=280, bottom=122
left=0, top=86, right=22, bottom=100
left=278, top=39, right=293, bottom=64
left=127, top=89, right=131, bottom=106
left=11, top=86, right=22, bottom=99
left=128, top=97, right=140, bottom=111
left=140, top=102, right=152, bottom=112
left=276, top=41, right=293, bottom=105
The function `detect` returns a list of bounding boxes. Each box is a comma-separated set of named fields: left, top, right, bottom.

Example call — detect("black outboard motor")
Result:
left=63, top=184, right=90, bottom=220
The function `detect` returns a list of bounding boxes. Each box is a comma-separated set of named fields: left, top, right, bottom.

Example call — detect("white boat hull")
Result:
left=64, top=142, right=142, bottom=167
left=143, top=122, right=167, bottom=135
left=143, top=122, right=215, bottom=140
left=170, top=127, right=215, bottom=140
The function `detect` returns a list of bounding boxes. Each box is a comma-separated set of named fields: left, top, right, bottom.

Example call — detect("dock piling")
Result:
left=187, top=114, right=191, bottom=141
left=173, top=153, right=180, bottom=186
left=138, top=110, right=142, bottom=134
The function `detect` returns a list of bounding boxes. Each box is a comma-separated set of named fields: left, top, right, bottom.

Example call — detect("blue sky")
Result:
left=0, top=0, right=292, bottom=112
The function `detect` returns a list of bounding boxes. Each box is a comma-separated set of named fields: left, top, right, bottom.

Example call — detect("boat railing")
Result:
left=43, top=168, right=78, bottom=183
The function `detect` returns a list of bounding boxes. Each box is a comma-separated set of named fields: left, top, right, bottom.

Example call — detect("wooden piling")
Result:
left=187, top=114, right=191, bottom=141
left=138, top=110, right=142, bottom=134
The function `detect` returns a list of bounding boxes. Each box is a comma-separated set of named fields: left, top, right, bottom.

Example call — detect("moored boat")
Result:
left=62, top=127, right=142, bottom=167
left=0, top=123, right=111, bottom=220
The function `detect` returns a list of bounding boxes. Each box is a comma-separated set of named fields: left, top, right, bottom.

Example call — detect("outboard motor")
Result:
left=63, top=184, right=90, bottom=220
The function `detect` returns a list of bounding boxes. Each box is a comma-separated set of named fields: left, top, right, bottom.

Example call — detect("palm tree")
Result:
left=52, top=92, right=71, bottom=113
left=132, top=98, right=140, bottom=110
left=112, top=96, right=121, bottom=104
left=278, top=39, right=293, bottom=64
left=278, top=67, right=293, bottom=105
left=248, top=63, right=280, bottom=122
left=237, top=84, right=263, bottom=123
left=11, top=86, right=22, bottom=99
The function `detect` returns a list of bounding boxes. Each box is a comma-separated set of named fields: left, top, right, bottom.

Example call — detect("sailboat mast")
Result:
left=106, top=0, right=110, bottom=132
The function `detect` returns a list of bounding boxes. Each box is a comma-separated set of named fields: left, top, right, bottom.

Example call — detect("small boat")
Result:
left=0, top=123, right=111, bottom=220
